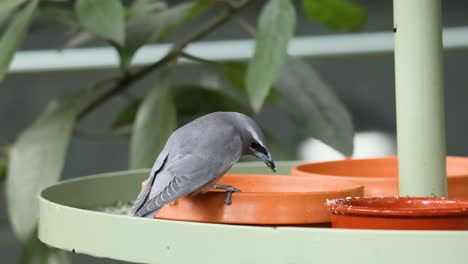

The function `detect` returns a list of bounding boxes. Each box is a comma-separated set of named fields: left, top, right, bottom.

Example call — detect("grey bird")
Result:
left=132, top=112, right=276, bottom=218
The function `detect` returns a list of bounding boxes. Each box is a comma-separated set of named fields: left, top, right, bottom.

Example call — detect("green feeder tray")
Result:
left=39, top=161, right=468, bottom=264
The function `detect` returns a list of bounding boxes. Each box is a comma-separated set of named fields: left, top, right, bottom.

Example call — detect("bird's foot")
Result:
left=214, top=184, right=241, bottom=205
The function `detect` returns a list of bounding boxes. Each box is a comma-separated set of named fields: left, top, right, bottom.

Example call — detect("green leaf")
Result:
left=118, top=2, right=195, bottom=70
left=158, top=0, right=214, bottom=41
left=0, top=160, right=6, bottom=182
left=36, top=6, right=96, bottom=49
left=174, top=85, right=250, bottom=117
left=75, top=0, right=125, bottom=45
left=217, top=62, right=279, bottom=104
left=0, top=0, right=26, bottom=11
left=0, top=149, right=8, bottom=182
left=0, top=0, right=26, bottom=10
left=126, top=0, right=167, bottom=19
left=111, top=99, right=143, bottom=137
left=20, top=234, right=70, bottom=264
left=112, top=98, right=143, bottom=130
left=112, top=86, right=247, bottom=137
left=0, top=0, right=27, bottom=27
left=302, top=0, right=367, bottom=30
left=119, top=1, right=212, bottom=69
left=0, top=0, right=38, bottom=81
left=130, top=68, right=177, bottom=169
left=276, top=57, right=354, bottom=155
left=246, top=0, right=296, bottom=112
left=217, top=62, right=245, bottom=94
left=6, top=87, right=96, bottom=242
left=0, top=145, right=10, bottom=180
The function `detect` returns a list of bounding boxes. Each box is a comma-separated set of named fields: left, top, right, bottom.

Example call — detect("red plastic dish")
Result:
left=327, top=197, right=468, bottom=230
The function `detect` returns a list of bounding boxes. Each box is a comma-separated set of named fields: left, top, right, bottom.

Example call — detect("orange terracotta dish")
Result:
left=143, top=174, right=364, bottom=225
left=291, top=156, right=468, bottom=198
left=327, top=197, right=468, bottom=230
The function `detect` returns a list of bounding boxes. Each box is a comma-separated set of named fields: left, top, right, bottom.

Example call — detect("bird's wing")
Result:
left=135, top=132, right=242, bottom=217
left=131, top=146, right=169, bottom=215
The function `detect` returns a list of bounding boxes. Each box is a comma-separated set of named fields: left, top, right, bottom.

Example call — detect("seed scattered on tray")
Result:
left=94, top=200, right=134, bottom=216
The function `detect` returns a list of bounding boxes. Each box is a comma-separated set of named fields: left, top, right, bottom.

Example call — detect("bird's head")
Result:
left=248, top=140, right=276, bottom=172
left=234, top=113, right=276, bottom=172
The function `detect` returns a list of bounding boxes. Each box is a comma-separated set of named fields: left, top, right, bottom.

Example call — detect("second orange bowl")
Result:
left=291, top=156, right=468, bottom=198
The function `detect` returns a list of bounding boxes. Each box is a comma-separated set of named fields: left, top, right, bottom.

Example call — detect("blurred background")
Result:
left=1, top=0, right=468, bottom=262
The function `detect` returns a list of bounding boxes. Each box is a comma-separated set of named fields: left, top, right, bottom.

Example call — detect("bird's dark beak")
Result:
left=254, top=152, right=276, bottom=172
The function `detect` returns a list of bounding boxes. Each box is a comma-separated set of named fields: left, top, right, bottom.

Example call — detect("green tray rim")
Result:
left=38, top=161, right=468, bottom=264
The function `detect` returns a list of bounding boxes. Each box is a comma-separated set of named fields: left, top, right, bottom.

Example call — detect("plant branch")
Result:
left=77, top=77, right=132, bottom=120
left=233, top=14, right=257, bottom=37
left=214, top=0, right=236, bottom=9
left=180, top=52, right=218, bottom=65
left=130, top=0, right=252, bottom=81
left=77, top=0, right=252, bottom=120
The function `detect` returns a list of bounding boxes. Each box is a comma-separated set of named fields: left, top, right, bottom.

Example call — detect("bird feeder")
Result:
left=39, top=162, right=468, bottom=263
left=38, top=0, right=468, bottom=263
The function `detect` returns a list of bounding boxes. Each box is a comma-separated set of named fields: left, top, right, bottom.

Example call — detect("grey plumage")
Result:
left=132, top=112, right=275, bottom=218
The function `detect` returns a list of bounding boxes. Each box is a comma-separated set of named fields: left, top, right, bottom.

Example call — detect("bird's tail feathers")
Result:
left=131, top=175, right=155, bottom=216
left=142, top=209, right=161, bottom=219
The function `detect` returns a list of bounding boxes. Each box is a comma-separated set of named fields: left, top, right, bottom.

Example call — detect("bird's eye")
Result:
left=251, top=142, right=260, bottom=149
left=250, top=142, right=267, bottom=155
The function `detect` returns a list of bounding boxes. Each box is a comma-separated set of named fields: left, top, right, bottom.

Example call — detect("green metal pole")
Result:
left=393, top=0, right=447, bottom=197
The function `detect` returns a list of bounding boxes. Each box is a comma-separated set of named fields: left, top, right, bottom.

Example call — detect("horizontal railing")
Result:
left=9, top=26, right=468, bottom=73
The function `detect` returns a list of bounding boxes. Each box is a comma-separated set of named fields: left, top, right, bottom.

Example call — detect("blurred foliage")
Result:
left=302, top=0, right=367, bottom=30
left=7, top=87, right=97, bottom=244
left=0, top=0, right=38, bottom=80
left=129, top=66, right=177, bottom=169
left=0, top=145, right=9, bottom=182
left=0, top=0, right=366, bottom=263
left=246, top=0, right=296, bottom=112
left=19, top=234, right=70, bottom=264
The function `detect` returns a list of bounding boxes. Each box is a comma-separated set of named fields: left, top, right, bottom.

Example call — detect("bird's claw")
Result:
left=226, top=186, right=241, bottom=193
left=214, top=184, right=241, bottom=205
